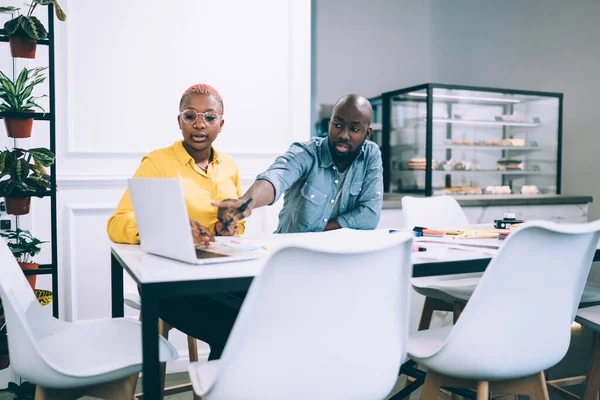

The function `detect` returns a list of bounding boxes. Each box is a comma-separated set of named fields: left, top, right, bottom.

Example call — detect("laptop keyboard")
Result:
left=195, top=248, right=229, bottom=259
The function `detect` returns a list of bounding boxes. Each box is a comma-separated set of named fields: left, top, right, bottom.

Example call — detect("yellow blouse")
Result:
left=107, top=141, right=245, bottom=244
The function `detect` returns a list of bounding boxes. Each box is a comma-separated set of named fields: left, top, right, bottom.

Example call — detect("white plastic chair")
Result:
left=407, top=220, right=600, bottom=400
left=402, top=195, right=481, bottom=329
left=124, top=293, right=209, bottom=400
left=0, top=239, right=178, bottom=400
left=402, top=196, right=600, bottom=330
left=188, top=230, right=414, bottom=400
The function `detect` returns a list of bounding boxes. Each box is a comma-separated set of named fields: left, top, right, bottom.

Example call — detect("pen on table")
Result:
left=218, top=197, right=253, bottom=235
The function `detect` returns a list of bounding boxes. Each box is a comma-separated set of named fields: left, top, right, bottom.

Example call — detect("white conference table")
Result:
left=109, top=228, right=600, bottom=400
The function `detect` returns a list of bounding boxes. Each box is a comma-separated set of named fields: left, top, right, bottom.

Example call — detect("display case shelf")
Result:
left=402, top=170, right=553, bottom=176
left=430, top=118, right=541, bottom=127
left=392, top=144, right=544, bottom=151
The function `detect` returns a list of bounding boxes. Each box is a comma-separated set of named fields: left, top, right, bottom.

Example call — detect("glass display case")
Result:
left=380, top=83, right=562, bottom=196
left=369, top=95, right=383, bottom=147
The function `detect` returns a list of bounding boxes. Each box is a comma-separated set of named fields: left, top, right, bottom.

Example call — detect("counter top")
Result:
left=382, top=194, right=593, bottom=209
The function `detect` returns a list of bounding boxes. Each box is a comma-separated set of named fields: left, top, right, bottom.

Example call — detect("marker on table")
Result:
left=218, top=197, right=253, bottom=235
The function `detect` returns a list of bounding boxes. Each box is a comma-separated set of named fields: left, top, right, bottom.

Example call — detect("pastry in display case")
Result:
left=379, top=83, right=562, bottom=196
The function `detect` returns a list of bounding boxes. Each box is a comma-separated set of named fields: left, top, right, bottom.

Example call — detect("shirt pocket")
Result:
left=347, top=182, right=363, bottom=209
left=299, top=183, right=327, bottom=225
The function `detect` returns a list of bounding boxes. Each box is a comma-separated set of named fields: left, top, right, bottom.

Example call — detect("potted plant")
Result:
left=0, top=66, right=48, bottom=138
left=0, top=0, right=66, bottom=59
left=0, top=147, right=55, bottom=215
left=0, top=228, right=47, bottom=288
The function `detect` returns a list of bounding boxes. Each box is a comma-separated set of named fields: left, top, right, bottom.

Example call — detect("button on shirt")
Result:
left=256, top=137, right=384, bottom=233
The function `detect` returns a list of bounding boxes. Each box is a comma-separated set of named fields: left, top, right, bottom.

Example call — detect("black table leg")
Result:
left=140, top=285, right=161, bottom=400
left=111, top=252, right=124, bottom=318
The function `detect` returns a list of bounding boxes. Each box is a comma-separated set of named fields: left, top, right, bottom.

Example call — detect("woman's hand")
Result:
left=190, top=218, right=215, bottom=247
left=215, top=221, right=241, bottom=236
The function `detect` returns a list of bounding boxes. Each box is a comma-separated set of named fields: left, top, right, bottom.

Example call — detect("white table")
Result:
left=109, top=230, right=600, bottom=400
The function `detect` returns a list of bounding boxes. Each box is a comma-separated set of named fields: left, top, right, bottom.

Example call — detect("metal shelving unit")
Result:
left=0, top=6, right=58, bottom=319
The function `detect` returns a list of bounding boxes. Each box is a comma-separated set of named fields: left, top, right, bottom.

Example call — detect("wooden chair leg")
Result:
left=158, top=319, right=171, bottom=400
left=36, top=377, right=135, bottom=400
left=187, top=335, right=202, bottom=400
left=491, top=372, right=549, bottom=400
left=188, top=335, right=199, bottom=363
left=477, top=381, right=489, bottom=400
left=401, top=297, right=455, bottom=400
left=87, top=376, right=136, bottom=399
left=583, top=332, right=600, bottom=400
left=421, top=369, right=444, bottom=400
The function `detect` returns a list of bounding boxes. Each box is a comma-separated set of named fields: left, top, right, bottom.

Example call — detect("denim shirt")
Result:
left=256, top=137, right=383, bottom=233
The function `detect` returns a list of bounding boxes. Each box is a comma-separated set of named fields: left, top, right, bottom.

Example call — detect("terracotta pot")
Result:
left=8, top=35, right=37, bottom=59
left=19, top=262, right=38, bottom=289
left=3, top=116, right=34, bottom=138
left=5, top=197, right=31, bottom=216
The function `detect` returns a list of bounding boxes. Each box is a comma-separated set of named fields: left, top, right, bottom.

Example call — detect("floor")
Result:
left=0, top=324, right=594, bottom=399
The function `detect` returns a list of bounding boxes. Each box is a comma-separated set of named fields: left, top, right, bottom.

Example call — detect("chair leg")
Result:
left=188, top=335, right=199, bottom=363
left=583, top=332, right=600, bottom=400
left=491, top=372, right=549, bottom=400
left=187, top=335, right=202, bottom=400
left=36, top=377, right=135, bottom=400
left=453, top=302, right=464, bottom=324
left=159, top=319, right=171, bottom=400
left=477, top=381, right=489, bottom=400
left=422, top=369, right=444, bottom=400
left=401, top=297, right=455, bottom=400
left=86, top=376, right=136, bottom=399
left=419, top=296, right=438, bottom=331
left=131, top=312, right=172, bottom=397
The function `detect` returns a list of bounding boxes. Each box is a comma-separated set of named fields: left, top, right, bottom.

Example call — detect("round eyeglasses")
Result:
left=179, top=109, right=222, bottom=125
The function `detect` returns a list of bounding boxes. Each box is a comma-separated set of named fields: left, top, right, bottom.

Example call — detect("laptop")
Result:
left=128, top=178, right=260, bottom=265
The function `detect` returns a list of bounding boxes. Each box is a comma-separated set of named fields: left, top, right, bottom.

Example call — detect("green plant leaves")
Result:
left=28, top=148, right=55, bottom=167
left=0, top=66, right=47, bottom=113
left=0, top=228, right=46, bottom=263
left=0, top=6, right=19, bottom=13
left=19, top=15, right=47, bottom=40
left=0, top=148, right=54, bottom=196
left=0, top=180, right=16, bottom=197
left=3, top=15, right=48, bottom=40
left=54, top=0, right=65, bottom=21
left=3, top=17, right=21, bottom=35
left=34, top=289, right=53, bottom=306
left=14, top=159, right=29, bottom=182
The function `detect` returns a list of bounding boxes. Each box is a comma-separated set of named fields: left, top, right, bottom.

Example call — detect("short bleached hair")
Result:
left=179, top=83, right=224, bottom=112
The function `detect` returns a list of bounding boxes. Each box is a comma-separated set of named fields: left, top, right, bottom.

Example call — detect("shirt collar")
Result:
left=318, top=137, right=366, bottom=168
left=172, top=140, right=221, bottom=166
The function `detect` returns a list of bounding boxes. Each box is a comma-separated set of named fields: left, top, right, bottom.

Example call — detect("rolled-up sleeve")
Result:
left=256, top=142, right=313, bottom=204
left=336, top=147, right=384, bottom=230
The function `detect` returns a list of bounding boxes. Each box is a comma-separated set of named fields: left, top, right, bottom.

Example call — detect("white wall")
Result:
left=316, top=0, right=432, bottom=105
left=430, top=0, right=600, bottom=219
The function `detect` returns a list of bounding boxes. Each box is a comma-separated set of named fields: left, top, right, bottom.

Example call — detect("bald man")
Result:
left=214, top=94, right=383, bottom=233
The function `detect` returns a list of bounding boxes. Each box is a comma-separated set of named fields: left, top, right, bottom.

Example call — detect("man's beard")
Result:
left=328, top=140, right=364, bottom=164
